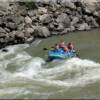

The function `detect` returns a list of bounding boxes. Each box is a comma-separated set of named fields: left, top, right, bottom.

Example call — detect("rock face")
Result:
left=0, top=0, right=99, bottom=48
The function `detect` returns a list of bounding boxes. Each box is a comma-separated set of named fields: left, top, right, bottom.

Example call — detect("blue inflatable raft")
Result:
left=48, top=50, right=76, bottom=60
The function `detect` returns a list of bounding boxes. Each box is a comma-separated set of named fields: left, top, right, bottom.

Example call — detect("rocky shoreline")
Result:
left=0, top=0, right=100, bottom=49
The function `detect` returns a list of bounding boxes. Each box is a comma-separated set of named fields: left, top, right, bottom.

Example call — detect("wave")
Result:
left=0, top=44, right=100, bottom=89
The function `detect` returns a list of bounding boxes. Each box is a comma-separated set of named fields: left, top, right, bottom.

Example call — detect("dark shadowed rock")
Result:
left=2, top=48, right=8, bottom=52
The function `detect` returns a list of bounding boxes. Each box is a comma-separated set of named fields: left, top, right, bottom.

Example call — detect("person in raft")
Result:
left=53, top=44, right=61, bottom=52
left=67, top=42, right=80, bottom=57
left=59, top=40, right=69, bottom=53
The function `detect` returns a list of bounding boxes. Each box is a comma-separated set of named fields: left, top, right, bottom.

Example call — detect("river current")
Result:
left=0, top=29, right=100, bottom=99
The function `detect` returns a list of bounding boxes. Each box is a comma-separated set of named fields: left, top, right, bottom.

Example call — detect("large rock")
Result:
left=38, top=7, right=48, bottom=14
left=6, top=22, right=17, bottom=30
left=24, top=27, right=34, bottom=37
left=0, top=2, right=9, bottom=16
left=61, top=28, right=71, bottom=34
left=84, top=16, right=99, bottom=27
left=48, top=22, right=55, bottom=31
left=25, top=36, right=34, bottom=43
left=70, top=25, right=75, bottom=31
left=0, top=33, right=7, bottom=38
left=56, top=13, right=71, bottom=28
left=34, top=26, right=50, bottom=37
left=39, top=14, right=52, bottom=24
left=77, top=23, right=91, bottom=31
left=56, top=23, right=64, bottom=31
left=18, top=23, right=25, bottom=31
left=90, top=17, right=99, bottom=27
left=0, top=27, right=6, bottom=33
left=25, top=16, right=32, bottom=24
left=28, top=10, right=37, bottom=17
left=60, top=0, right=76, bottom=9
left=3, top=15, right=24, bottom=26
left=71, top=16, right=79, bottom=25
left=14, top=31, right=25, bottom=39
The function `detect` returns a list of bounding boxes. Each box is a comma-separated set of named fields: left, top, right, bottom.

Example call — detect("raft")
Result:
left=48, top=50, right=76, bottom=60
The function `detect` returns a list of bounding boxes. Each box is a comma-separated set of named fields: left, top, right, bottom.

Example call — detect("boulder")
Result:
left=0, top=2, right=9, bottom=16
left=24, top=27, right=34, bottom=37
left=4, top=28, right=10, bottom=33
left=90, top=17, right=99, bottom=27
left=71, top=16, right=79, bottom=26
left=48, top=23, right=55, bottom=31
left=18, top=23, right=25, bottom=31
left=70, top=26, right=75, bottom=31
left=14, top=31, right=25, bottom=39
left=28, top=10, right=36, bottom=17
left=77, top=23, right=91, bottom=31
left=60, top=0, right=76, bottom=9
left=39, top=14, right=52, bottom=24
left=25, top=36, right=34, bottom=43
left=56, top=23, right=64, bottom=31
left=84, top=16, right=99, bottom=27
left=0, top=27, right=6, bottom=33
left=56, top=13, right=71, bottom=28
left=6, top=22, right=17, bottom=30
left=0, top=33, right=7, bottom=38
left=14, top=15, right=24, bottom=25
left=3, top=15, right=24, bottom=25
left=25, top=16, right=32, bottom=24
left=38, top=7, right=48, bottom=14
left=61, top=28, right=71, bottom=34
left=34, top=26, right=50, bottom=37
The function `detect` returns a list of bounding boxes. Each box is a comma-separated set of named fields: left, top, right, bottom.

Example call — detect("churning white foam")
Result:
left=12, top=57, right=100, bottom=87
left=0, top=44, right=100, bottom=88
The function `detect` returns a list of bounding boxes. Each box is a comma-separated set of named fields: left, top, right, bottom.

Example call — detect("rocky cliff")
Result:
left=0, top=0, right=100, bottom=48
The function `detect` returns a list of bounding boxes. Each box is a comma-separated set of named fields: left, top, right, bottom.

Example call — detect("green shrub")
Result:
left=18, top=1, right=37, bottom=10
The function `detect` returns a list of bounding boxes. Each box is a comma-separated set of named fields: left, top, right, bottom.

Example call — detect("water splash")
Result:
left=0, top=44, right=100, bottom=99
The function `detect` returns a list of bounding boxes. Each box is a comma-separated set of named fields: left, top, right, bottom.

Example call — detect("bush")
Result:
left=18, top=1, right=37, bottom=10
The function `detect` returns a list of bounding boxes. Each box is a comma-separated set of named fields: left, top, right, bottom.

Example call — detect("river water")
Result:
left=0, top=29, right=100, bottom=99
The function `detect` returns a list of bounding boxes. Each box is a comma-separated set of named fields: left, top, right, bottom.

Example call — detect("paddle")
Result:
left=43, top=46, right=54, bottom=51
